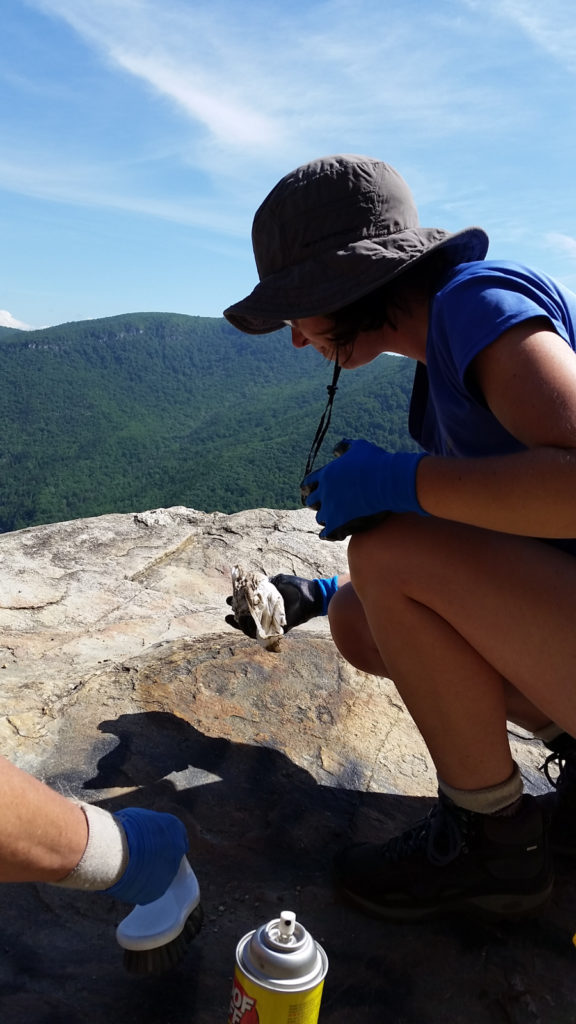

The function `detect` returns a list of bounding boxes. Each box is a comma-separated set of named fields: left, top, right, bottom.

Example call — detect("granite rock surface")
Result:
left=0, top=506, right=574, bottom=1024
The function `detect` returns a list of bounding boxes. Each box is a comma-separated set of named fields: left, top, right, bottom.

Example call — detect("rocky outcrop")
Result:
left=0, top=507, right=574, bottom=1024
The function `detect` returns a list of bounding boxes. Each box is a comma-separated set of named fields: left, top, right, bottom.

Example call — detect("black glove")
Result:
left=225, top=574, right=326, bottom=637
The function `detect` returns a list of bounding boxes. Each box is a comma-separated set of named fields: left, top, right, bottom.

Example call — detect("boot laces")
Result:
left=381, top=797, right=469, bottom=867
left=539, top=750, right=576, bottom=789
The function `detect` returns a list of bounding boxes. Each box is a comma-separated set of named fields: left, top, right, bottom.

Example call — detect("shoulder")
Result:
left=431, top=260, right=576, bottom=362
left=427, top=261, right=576, bottom=387
left=435, top=260, right=575, bottom=315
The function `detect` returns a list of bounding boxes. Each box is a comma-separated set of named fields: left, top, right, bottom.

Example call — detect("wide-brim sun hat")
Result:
left=224, top=154, right=489, bottom=335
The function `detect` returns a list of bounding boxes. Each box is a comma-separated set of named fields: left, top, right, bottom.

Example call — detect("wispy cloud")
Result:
left=117, top=52, right=279, bottom=148
left=4, top=0, right=576, bottom=324
left=27, top=0, right=284, bottom=149
left=26, top=0, right=523, bottom=155
left=0, top=153, right=250, bottom=233
left=7, top=0, right=572, bottom=250
left=546, top=233, right=576, bottom=260
left=461, top=0, right=576, bottom=72
left=7, top=0, right=534, bottom=232
left=0, top=310, right=35, bottom=330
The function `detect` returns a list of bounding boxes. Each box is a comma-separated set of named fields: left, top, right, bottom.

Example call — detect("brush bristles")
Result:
left=122, top=903, right=204, bottom=976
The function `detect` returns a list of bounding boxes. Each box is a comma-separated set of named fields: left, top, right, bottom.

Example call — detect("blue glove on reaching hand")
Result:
left=104, top=808, right=189, bottom=906
left=301, top=439, right=428, bottom=541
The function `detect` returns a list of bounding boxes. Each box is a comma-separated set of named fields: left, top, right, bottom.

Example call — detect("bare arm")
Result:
left=0, top=756, right=88, bottom=882
left=416, top=320, right=576, bottom=536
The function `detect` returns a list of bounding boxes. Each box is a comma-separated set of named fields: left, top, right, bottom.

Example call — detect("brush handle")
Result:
left=116, top=856, right=201, bottom=951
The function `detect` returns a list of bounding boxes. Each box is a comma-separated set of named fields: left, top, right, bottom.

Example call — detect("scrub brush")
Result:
left=116, top=856, right=203, bottom=975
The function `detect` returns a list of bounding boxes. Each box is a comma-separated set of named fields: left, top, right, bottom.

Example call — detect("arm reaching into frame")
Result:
left=0, top=755, right=188, bottom=906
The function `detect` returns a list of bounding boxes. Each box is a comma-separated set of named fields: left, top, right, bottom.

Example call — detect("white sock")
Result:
left=438, top=763, right=523, bottom=815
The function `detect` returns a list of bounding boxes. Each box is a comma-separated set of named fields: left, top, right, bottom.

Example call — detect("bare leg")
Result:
left=501, top=681, right=551, bottom=733
left=0, top=756, right=88, bottom=882
left=333, top=515, right=576, bottom=789
left=329, top=580, right=551, bottom=732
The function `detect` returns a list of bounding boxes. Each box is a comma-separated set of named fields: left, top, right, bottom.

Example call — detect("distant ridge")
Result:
left=0, top=312, right=418, bottom=532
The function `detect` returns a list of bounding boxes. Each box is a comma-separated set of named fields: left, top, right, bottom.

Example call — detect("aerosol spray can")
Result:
left=227, top=910, right=328, bottom=1024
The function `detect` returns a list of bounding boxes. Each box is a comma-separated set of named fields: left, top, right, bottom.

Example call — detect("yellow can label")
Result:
left=228, top=966, right=325, bottom=1024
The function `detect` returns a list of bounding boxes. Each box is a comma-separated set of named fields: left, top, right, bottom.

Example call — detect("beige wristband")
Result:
left=52, top=802, right=128, bottom=891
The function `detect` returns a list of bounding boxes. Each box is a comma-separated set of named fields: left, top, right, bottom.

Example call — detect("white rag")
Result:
left=230, top=566, right=287, bottom=650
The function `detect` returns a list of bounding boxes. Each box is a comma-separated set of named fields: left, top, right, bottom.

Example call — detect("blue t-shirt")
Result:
left=409, top=260, right=576, bottom=457
left=408, top=259, right=576, bottom=553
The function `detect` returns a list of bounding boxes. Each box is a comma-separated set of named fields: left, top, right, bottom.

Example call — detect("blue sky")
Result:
left=2, top=0, right=576, bottom=329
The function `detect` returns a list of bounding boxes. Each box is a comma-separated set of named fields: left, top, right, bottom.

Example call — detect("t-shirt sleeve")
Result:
left=432, top=270, right=562, bottom=384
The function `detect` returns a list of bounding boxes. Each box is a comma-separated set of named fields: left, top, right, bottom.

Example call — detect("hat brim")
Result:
left=224, top=226, right=489, bottom=335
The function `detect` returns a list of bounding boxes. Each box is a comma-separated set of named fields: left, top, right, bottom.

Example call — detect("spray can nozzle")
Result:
left=278, top=911, right=296, bottom=943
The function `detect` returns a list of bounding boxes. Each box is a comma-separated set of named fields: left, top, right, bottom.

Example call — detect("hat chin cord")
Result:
left=303, top=358, right=342, bottom=479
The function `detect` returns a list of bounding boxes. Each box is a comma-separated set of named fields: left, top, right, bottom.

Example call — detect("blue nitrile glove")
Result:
left=103, top=808, right=189, bottom=906
left=301, top=439, right=428, bottom=541
left=225, top=574, right=339, bottom=635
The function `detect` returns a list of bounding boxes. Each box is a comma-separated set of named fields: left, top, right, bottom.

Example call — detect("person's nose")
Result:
left=290, top=327, right=309, bottom=349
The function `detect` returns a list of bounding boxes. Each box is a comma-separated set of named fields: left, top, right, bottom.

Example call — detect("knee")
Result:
left=327, top=583, right=388, bottom=675
left=347, top=514, right=421, bottom=594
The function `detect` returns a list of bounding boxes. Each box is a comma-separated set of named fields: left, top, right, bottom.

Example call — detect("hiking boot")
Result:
left=538, top=732, right=576, bottom=858
left=333, top=792, right=552, bottom=920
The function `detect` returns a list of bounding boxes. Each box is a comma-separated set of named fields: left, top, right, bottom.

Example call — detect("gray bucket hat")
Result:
left=224, top=154, right=489, bottom=335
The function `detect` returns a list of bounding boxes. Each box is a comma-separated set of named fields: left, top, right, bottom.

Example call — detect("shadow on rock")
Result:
left=4, top=712, right=575, bottom=1024
left=83, top=710, right=427, bottom=881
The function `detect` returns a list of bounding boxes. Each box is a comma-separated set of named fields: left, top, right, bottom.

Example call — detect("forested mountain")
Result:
left=0, top=312, right=420, bottom=532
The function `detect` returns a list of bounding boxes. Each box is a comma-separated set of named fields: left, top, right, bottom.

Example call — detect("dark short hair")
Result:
left=326, top=249, right=453, bottom=347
